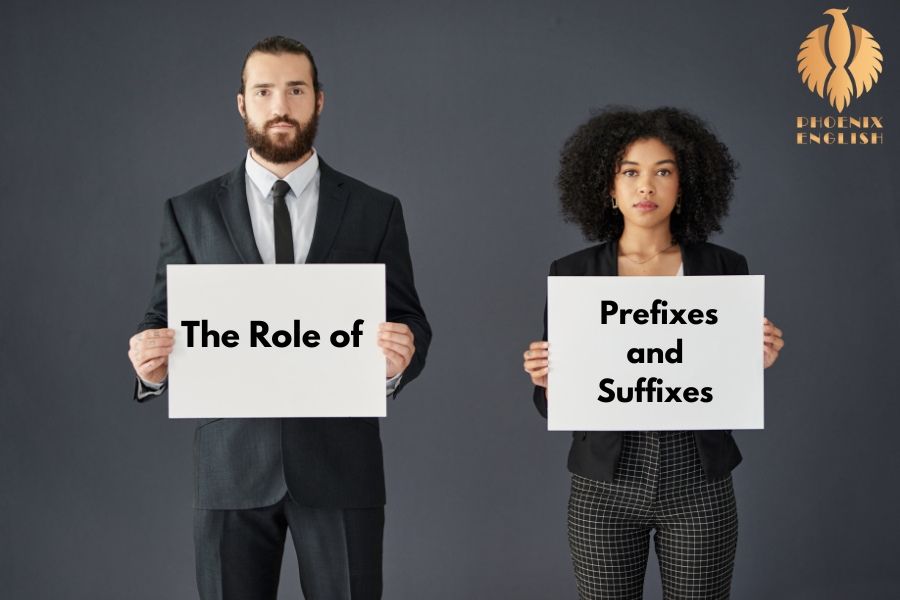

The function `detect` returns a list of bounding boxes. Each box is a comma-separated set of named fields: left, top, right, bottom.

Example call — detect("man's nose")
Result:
left=270, top=90, right=290, bottom=116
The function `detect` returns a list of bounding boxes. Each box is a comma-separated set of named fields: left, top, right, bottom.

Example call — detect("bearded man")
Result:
left=127, top=36, right=431, bottom=600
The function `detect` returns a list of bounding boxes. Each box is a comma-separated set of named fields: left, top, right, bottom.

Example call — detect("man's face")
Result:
left=238, top=52, right=323, bottom=164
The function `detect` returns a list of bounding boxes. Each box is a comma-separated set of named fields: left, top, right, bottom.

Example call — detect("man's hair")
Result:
left=239, top=36, right=321, bottom=95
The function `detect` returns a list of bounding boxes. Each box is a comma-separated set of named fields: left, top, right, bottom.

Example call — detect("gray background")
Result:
left=2, top=0, right=898, bottom=598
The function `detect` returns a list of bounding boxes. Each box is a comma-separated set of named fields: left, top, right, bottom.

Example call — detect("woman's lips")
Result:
left=633, top=200, right=658, bottom=211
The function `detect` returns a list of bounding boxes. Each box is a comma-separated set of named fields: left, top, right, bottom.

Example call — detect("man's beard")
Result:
left=244, top=112, right=319, bottom=164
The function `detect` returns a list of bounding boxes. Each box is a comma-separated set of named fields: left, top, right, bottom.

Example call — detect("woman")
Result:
left=522, top=107, right=784, bottom=600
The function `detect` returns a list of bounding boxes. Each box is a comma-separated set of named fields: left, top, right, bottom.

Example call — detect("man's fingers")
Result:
left=137, top=356, right=168, bottom=377
left=381, top=347, right=408, bottom=368
left=377, top=339, right=414, bottom=358
left=378, top=330, right=412, bottom=345
left=139, top=356, right=167, bottom=370
left=379, top=322, right=411, bottom=335
left=131, top=329, right=175, bottom=350
left=142, top=345, right=175, bottom=360
left=530, top=367, right=548, bottom=379
left=529, top=341, right=549, bottom=351
left=130, top=344, right=174, bottom=365
left=142, top=328, right=175, bottom=341
left=140, top=337, right=175, bottom=350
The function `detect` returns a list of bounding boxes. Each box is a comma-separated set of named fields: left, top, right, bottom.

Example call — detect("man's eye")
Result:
left=289, top=87, right=303, bottom=95
left=256, top=89, right=269, bottom=97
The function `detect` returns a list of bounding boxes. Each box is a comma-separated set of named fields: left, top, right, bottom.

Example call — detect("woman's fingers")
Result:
left=523, top=341, right=549, bottom=373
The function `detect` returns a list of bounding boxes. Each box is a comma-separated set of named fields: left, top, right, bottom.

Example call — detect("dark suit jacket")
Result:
left=533, top=240, right=747, bottom=482
left=135, top=159, right=431, bottom=510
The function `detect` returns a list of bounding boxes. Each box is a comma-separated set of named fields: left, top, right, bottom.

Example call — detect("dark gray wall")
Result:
left=2, top=0, right=898, bottom=598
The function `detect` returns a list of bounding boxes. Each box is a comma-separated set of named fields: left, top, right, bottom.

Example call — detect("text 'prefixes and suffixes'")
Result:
left=595, top=299, right=725, bottom=404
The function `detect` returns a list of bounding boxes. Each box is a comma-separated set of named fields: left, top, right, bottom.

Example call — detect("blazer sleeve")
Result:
left=532, top=259, right=558, bottom=418
left=377, top=198, right=431, bottom=397
left=133, top=198, right=195, bottom=401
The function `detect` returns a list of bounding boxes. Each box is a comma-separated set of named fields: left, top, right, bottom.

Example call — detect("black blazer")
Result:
left=533, top=240, right=748, bottom=482
left=135, top=158, right=431, bottom=509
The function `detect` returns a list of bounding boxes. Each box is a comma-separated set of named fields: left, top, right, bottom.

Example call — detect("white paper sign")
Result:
left=547, top=276, right=764, bottom=431
left=167, top=264, right=386, bottom=418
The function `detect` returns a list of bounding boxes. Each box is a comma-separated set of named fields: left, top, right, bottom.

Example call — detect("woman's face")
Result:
left=611, top=137, right=680, bottom=233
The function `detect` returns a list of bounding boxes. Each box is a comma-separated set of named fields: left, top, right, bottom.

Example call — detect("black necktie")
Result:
left=272, top=180, right=294, bottom=264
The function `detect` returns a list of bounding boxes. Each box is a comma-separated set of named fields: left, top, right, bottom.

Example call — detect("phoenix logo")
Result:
left=797, top=7, right=883, bottom=113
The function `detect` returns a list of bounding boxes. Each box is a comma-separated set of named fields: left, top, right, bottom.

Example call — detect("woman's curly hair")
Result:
left=557, top=106, right=737, bottom=243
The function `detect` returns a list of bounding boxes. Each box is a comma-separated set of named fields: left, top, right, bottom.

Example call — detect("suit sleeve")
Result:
left=377, top=198, right=431, bottom=397
left=133, top=198, right=194, bottom=401
left=532, top=260, right=558, bottom=418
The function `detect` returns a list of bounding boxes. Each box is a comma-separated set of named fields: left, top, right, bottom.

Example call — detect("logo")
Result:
left=795, top=8, right=884, bottom=145
left=797, top=7, right=882, bottom=113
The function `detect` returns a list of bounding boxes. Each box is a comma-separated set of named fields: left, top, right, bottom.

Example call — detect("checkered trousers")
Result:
left=568, top=431, right=738, bottom=599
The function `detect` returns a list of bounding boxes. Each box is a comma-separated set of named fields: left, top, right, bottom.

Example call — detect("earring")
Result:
left=675, top=200, right=681, bottom=214
left=611, top=196, right=618, bottom=210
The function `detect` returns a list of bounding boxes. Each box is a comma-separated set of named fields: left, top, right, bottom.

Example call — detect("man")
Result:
left=127, top=36, right=431, bottom=599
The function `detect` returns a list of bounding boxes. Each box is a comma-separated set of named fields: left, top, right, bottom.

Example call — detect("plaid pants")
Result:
left=568, top=431, right=738, bottom=599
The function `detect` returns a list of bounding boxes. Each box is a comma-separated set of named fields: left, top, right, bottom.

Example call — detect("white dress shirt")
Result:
left=244, top=149, right=320, bottom=265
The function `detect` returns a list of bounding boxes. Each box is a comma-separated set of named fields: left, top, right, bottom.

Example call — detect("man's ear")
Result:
left=237, top=93, right=246, bottom=119
left=316, top=90, right=325, bottom=115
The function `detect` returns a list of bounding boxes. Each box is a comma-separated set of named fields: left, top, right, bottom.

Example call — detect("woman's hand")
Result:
left=763, top=318, right=784, bottom=369
left=523, top=341, right=549, bottom=388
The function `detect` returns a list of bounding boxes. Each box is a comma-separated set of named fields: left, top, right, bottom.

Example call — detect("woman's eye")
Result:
left=622, top=169, right=637, bottom=177
left=657, top=169, right=671, bottom=176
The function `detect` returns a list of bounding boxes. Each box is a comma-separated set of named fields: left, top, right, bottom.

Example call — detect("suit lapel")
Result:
left=305, top=159, right=349, bottom=264
left=600, top=240, right=618, bottom=275
left=682, top=243, right=695, bottom=276
left=681, top=243, right=706, bottom=276
left=215, top=163, right=264, bottom=264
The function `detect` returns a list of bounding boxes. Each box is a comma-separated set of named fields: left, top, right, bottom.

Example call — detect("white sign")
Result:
left=167, top=264, right=386, bottom=418
left=547, top=276, right=764, bottom=431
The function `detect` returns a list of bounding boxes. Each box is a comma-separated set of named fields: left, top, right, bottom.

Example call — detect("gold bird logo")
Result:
left=797, top=7, right=883, bottom=113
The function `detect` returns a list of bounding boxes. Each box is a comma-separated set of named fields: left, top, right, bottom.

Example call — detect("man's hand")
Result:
left=128, top=328, right=175, bottom=384
left=378, top=323, right=415, bottom=379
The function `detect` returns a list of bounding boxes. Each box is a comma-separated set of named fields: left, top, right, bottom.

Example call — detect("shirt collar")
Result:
left=245, top=148, right=320, bottom=202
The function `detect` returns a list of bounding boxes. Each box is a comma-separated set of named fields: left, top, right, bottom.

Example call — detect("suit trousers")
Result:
left=194, top=494, right=384, bottom=600
left=568, top=431, right=738, bottom=600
